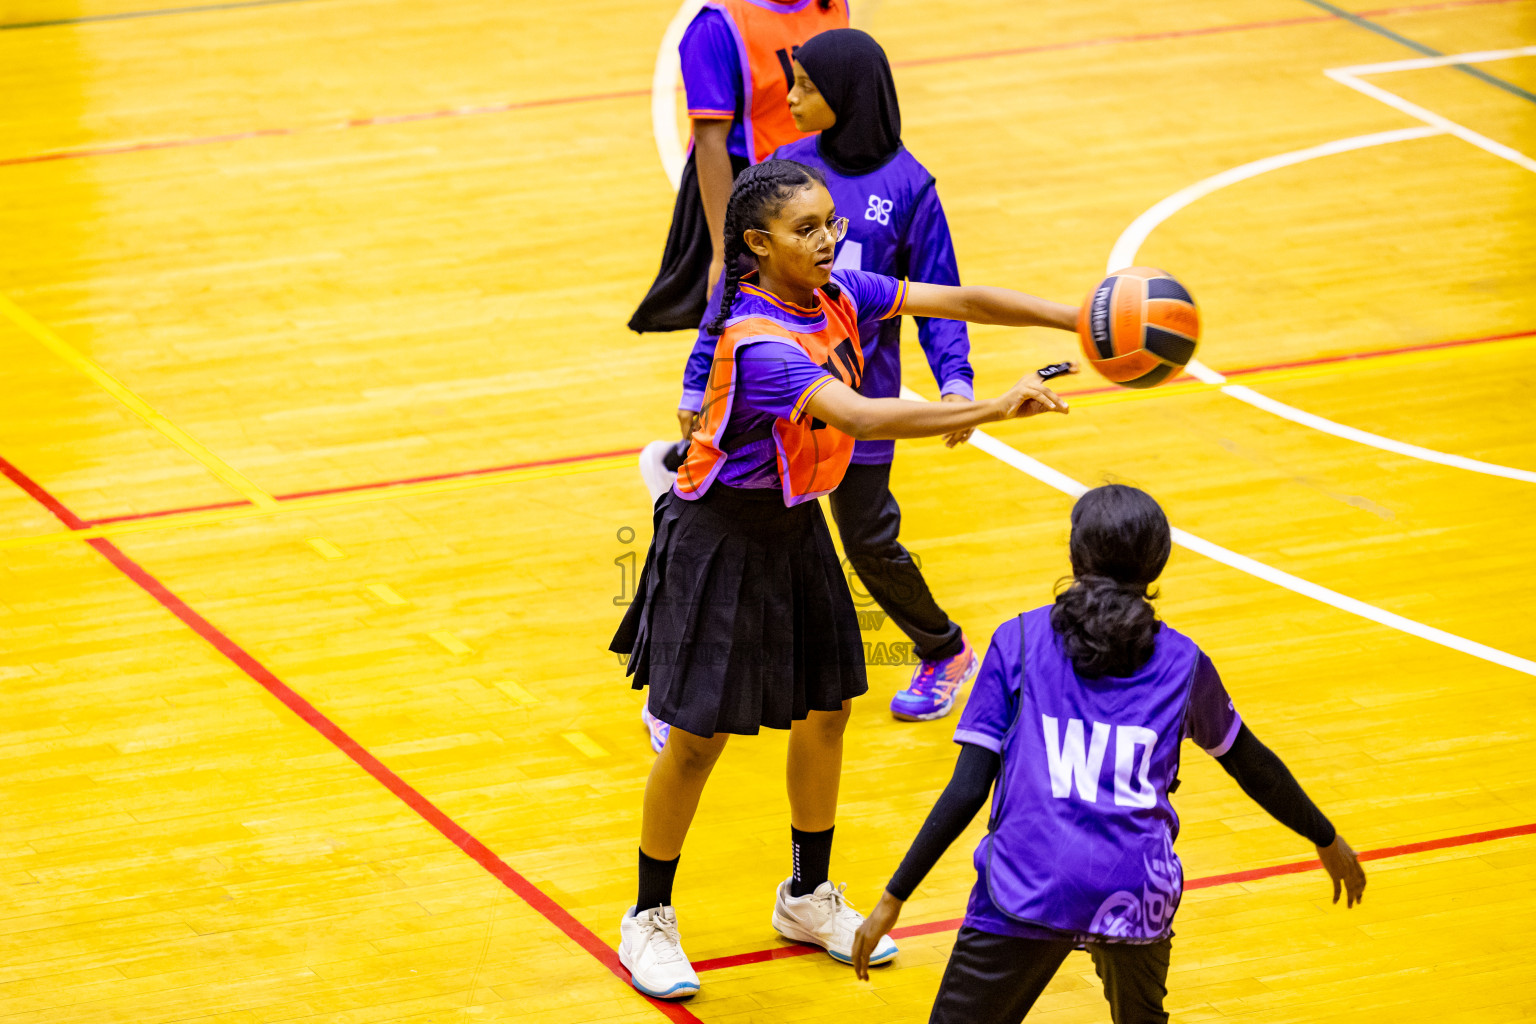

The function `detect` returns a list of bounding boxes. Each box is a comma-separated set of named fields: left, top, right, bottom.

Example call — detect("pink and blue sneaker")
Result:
left=890, top=635, right=978, bottom=721
left=641, top=704, right=670, bottom=753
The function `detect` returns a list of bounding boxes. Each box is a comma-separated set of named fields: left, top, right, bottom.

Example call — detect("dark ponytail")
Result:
left=1049, top=484, right=1172, bottom=678
left=706, top=159, right=827, bottom=336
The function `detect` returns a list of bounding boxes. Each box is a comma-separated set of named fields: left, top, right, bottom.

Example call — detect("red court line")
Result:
left=1063, top=326, right=1536, bottom=400
left=0, top=89, right=651, bottom=168
left=0, top=452, right=703, bottom=1024
left=0, top=0, right=1520, bottom=169
left=895, top=0, right=1524, bottom=66
left=689, top=820, right=1536, bottom=973
left=77, top=446, right=645, bottom=526
left=60, top=324, right=1536, bottom=530
left=275, top=445, right=644, bottom=500
left=85, top=498, right=251, bottom=526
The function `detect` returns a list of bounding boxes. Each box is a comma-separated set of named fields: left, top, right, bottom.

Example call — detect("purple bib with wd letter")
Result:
left=980, top=607, right=1200, bottom=942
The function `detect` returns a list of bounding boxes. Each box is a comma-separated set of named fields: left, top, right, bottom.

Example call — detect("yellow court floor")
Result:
left=1, top=0, right=1534, bottom=1021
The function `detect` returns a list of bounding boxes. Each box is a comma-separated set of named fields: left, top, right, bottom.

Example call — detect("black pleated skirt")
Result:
left=611, top=486, right=869, bottom=737
left=627, top=150, right=750, bottom=335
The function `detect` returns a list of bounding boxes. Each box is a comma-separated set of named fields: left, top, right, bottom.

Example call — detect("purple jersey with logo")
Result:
left=682, top=139, right=971, bottom=465
left=697, top=268, right=904, bottom=490
left=953, top=608, right=1242, bottom=943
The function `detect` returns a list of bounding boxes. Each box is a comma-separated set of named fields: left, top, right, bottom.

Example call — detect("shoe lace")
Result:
left=642, top=910, right=687, bottom=964
left=908, top=646, right=971, bottom=697
left=812, top=883, right=865, bottom=933
left=906, top=660, right=941, bottom=694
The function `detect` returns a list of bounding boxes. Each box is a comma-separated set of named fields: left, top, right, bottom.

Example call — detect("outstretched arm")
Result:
left=804, top=364, right=1076, bottom=442
left=850, top=744, right=1000, bottom=979
left=900, top=281, right=1078, bottom=332
left=1216, top=724, right=1366, bottom=907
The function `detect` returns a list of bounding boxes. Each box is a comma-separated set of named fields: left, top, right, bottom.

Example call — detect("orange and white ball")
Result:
left=1076, top=267, right=1200, bottom=389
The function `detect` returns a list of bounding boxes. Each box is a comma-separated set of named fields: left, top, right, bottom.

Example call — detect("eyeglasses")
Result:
left=760, top=216, right=849, bottom=248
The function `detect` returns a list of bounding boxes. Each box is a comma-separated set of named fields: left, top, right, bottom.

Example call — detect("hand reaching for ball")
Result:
left=997, top=362, right=1078, bottom=420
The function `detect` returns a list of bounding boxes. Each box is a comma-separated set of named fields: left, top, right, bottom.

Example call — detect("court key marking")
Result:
left=1109, top=46, right=1536, bottom=484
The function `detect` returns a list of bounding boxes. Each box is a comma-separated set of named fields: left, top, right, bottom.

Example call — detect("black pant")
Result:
left=827, top=461, right=963, bottom=662
left=931, top=927, right=1171, bottom=1024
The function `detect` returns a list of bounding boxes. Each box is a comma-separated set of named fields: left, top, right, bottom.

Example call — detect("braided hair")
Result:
left=1050, top=485, right=1172, bottom=678
left=706, top=159, right=828, bottom=336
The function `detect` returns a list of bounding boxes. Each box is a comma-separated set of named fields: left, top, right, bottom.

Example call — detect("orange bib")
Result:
left=708, top=0, right=849, bottom=163
left=676, top=284, right=864, bottom=506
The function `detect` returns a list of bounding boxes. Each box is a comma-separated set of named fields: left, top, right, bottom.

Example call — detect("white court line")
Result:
left=645, top=16, right=1536, bottom=677
left=652, top=0, right=703, bottom=189
left=1326, top=46, right=1536, bottom=174
left=1110, top=45, right=1536, bottom=481
left=902, top=387, right=1536, bottom=678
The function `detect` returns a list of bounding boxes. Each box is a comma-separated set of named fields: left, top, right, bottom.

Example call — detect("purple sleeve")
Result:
left=1184, top=652, right=1242, bottom=755
left=953, top=620, right=1022, bottom=754
left=679, top=9, right=740, bottom=120
left=736, top=339, right=835, bottom=422
left=904, top=183, right=974, bottom=399
left=830, top=268, right=906, bottom=324
left=681, top=274, right=729, bottom=411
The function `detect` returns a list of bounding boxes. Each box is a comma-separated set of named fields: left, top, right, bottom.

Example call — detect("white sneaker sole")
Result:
left=771, top=906, right=898, bottom=966
left=618, top=945, right=699, bottom=1000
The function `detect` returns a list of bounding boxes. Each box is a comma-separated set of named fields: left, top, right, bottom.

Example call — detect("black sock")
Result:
left=637, top=849, right=680, bottom=912
left=790, top=826, right=834, bottom=897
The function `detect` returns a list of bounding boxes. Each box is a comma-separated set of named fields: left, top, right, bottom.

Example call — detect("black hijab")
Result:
left=795, top=28, right=902, bottom=176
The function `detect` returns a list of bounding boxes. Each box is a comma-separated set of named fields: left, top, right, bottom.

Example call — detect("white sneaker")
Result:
left=771, top=878, right=898, bottom=966
left=639, top=440, right=677, bottom=504
left=618, top=905, right=699, bottom=1000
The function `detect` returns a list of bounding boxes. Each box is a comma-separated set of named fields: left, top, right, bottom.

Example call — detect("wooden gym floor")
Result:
left=1, top=0, right=1534, bottom=1020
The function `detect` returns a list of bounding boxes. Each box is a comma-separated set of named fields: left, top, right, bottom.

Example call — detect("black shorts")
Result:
left=930, top=926, right=1171, bottom=1024
left=611, top=486, right=868, bottom=736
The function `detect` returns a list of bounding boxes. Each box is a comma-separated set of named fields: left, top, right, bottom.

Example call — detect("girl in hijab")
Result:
left=638, top=28, right=1005, bottom=752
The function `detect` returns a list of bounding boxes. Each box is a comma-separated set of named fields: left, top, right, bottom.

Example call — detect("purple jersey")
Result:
left=679, top=8, right=750, bottom=160
left=700, top=269, right=904, bottom=491
left=954, top=608, right=1242, bottom=943
left=683, top=140, right=972, bottom=465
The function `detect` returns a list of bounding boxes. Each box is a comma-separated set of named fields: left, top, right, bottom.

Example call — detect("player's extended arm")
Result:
left=803, top=365, right=1075, bottom=441
left=900, top=280, right=1078, bottom=332
left=693, top=118, right=735, bottom=292
left=1215, top=724, right=1367, bottom=907
left=850, top=743, right=1000, bottom=979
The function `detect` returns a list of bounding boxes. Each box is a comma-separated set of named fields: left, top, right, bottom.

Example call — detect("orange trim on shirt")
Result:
left=790, top=374, right=836, bottom=422
left=883, top=279, right=908, bottom=320
left=688, top=109, right=736, bottom=119
left=740, top=282, right=823, bottom=319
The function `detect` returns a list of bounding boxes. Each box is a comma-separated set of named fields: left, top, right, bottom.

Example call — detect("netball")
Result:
left=1077, top=266, right=1201, bottom=388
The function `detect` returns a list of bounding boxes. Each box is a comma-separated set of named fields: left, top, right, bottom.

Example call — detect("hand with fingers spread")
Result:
left=1318, top=834, right=1367, bottom=908
left=851, top=891, right=903, bottom=981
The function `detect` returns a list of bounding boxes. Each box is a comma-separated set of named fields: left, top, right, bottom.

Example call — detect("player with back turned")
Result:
left=850, top=484, right=1368, bottom=1023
